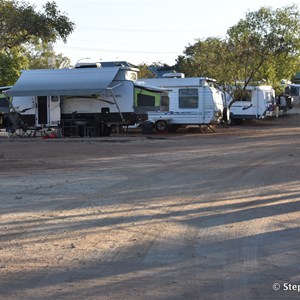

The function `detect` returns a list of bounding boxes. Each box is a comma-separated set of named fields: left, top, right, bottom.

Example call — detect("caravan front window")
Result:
left=233, top=89, right=252, bottom=101
left=290, top=86, right=300, bottom=96
left=137, top=94, right=155, bottom=106
left=179, top=89, right=198, bottom=108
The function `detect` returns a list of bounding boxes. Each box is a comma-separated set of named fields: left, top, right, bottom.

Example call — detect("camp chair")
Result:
left=8, top=111, right=34, bottom=137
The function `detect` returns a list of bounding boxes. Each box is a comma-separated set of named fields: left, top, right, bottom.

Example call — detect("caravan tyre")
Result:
left=155, top=120, right=168, bottom=132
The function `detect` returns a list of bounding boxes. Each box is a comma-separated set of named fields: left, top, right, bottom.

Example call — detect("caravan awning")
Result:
left=134, top=82, right=170, bottom=93
left=6, top=67, right=120, bottom=97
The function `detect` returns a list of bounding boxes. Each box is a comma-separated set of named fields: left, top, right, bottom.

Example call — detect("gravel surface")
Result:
left=1, top=112, right=300, bottom=299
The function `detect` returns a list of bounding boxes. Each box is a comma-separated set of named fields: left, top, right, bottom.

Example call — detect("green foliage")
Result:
left=0, top=49, right=28, bottom=86
left=137, top=62, right=173, bottom=78
left=175, top=4, right=300, bottom=94
left=226, top=4, right=300, bottom=88
left=24, top=42, right=71, bottom=69
left=0, top=0, right=75, bottom=50
left=136, top=63, right=156, bottom=78
left=175, top=37, right=233, bottom=85
left=0, top=0, right=74, bottom=85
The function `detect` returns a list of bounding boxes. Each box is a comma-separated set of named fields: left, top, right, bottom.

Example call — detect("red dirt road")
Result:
left=1, top=113, right=300, bottom=299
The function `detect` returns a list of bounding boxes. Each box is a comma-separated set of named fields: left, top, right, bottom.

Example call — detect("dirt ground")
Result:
left=1, top=112, right=300, bottom=300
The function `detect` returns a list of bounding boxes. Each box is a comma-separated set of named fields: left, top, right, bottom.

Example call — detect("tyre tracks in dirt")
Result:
left=1, top=115, right=300, bottom=299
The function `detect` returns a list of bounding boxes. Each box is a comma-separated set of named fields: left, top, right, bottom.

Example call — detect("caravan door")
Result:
left=36, top=96, right=60, bottom=127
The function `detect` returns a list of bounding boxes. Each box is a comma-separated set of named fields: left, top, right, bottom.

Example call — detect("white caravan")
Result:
left=3, top=63, right=167, bottom=136
left=226, top=85, right=279, bottom=124
left=284, top=83, right=300, bottom=107
left=140, top=74, right=226, bottom=132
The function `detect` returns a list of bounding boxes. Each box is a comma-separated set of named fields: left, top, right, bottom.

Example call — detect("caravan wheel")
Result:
left=155, top=120, right=168, bottom=132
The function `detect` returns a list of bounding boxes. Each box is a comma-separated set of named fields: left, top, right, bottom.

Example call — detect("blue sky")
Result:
left=29, top=0, right=299, bottom=66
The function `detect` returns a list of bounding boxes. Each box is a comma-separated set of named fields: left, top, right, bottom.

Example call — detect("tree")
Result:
left=25, top=42, right=71, bottom=69
left=0, top=0, right=74, bottom=85
left=227, top=4, right=300, bottom=89
left=136, top=62, right=173, bottom=79
left=0, top=49, right=27, bottom=86
left=0, top=0, right=75, bottom=50
left=136, top=63, right=156, bottom=79
left=174, top=37, right=232, bottom=83
left=175, top=4, right=300, bottom=98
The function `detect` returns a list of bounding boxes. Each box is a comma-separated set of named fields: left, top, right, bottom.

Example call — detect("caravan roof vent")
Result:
left=75, top=62, right=101, bottom=69
left=162, top=72, right=185, bottom=78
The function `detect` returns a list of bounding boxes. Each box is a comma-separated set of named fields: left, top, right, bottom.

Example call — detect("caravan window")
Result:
left=233, top=89, right=252, bottom=101
left=264, top=91, right=275, bottom=103
left=290, top=86, right=300, bottom=96
left=179, top=89, right=198, bottom=108
left=137, top=94, right=155, bottom=106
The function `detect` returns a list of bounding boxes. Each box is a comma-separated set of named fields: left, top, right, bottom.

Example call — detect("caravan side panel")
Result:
left=12, top=96, right=35, bottom=115
left=203, top=87, right=215, bottom=123
left=61, top=80, right=134, bottom=114
left=142, top=79, right=223, bottom=125
left=167, top=88, right=201, bottom=124
left=229, top=86, right=276, bottom=120
left=101, top=80, right=134, bottom=112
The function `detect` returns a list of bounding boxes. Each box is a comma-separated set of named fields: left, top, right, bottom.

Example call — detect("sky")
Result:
left=29, top=0, right=299, bottom=66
